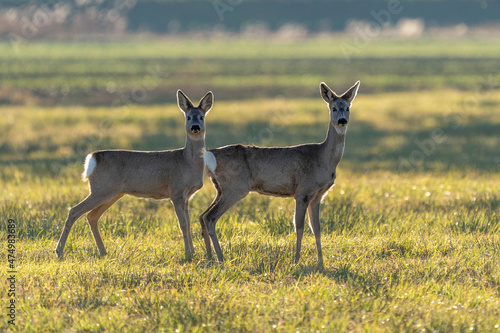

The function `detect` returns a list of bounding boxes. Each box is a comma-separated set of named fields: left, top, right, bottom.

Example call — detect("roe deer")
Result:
left=55, top=90, right=213, bottom=259
left=200, top=81, right=360, bottom=266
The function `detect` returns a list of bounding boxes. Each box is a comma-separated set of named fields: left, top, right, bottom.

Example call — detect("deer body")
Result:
left=55, top=90, right=213, bottom=259
left=200, top=81, right=359, bottom=266
left=210, top=141, right=343, bottom=197
left=85, top=148, right=204, bottom=200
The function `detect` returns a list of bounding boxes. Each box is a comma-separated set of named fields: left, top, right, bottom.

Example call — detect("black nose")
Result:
left=338, top=118, right=348, bottom=126
left=191, top=125, right=201, bottom=133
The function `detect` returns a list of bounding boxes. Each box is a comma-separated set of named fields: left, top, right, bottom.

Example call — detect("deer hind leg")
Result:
left=307, top=198, right=323, bottom=267
left=294, top=195, right=310, bottom=264
left=172, top=196, right=195, bottom=259
left=202, top=189, right=248, bottom=263
left=55, top=192, right=117, bottom=258
left=86, top=193, right=124, bottom=256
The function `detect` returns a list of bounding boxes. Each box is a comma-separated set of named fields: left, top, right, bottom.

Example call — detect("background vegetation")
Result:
left=2, top=0, right=499, bottom=33
left=1, top=37, right=500, bottom=332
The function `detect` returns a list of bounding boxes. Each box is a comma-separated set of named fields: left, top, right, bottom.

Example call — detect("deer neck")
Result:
left=183, top=134, right=205, bottom=168
left=321, top=122, right=346, bottom=168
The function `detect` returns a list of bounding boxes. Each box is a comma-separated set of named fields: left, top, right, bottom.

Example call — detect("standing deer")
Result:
left=55, top=90, right=213, bottom=259
left=200, top=81, right=360, bottom=266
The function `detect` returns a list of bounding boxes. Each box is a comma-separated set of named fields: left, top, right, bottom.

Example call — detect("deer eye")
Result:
left=346, top=107, right=350, bottom=112
left=187, top=116, right=191, bottom=121
left=332, top=107, right=337, bottom=112
left=200, top=116, right=204, bottom=120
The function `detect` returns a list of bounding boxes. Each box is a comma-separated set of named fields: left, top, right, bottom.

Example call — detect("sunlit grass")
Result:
left=1, top=37, right=500, bottom=331
left=1, top=168, right=500, bottom=331
left=1, top=88, right=500, bottom=331
left=2, top=38, right=500, bottom=60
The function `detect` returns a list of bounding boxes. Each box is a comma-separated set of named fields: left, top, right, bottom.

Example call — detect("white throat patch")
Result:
left=334, top=126, right=347, bottom=135
left=188, top=133, right=205, bottom=141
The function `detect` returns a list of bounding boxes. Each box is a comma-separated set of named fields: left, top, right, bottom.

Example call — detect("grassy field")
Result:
left=1, top=38, right=500, bottom=332
left=1, top=38, right=500, bottom=104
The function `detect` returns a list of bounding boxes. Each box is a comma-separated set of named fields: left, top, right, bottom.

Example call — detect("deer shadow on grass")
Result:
left=345, top=119, right=500, bottom=173
left=200, top=118, right=500, bottom=173
left=4, top=117, right=499, bottom=180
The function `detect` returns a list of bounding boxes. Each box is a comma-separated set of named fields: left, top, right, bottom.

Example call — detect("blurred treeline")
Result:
left=0, top=0, right=499, bottom=37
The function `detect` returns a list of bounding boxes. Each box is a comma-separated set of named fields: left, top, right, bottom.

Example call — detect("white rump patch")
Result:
left=82, top=154, right=96, bottom=181
left=203, top=150, right=217, bottom=173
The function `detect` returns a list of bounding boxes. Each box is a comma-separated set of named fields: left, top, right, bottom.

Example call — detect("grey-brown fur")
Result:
left=88, top=149, right=203, bottom=200
left=55, top=90, right=213, bottom=259
left=200, top=81, right=360, bottom=266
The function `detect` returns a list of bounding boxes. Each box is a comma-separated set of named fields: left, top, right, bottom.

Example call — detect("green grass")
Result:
left=4, top=38, right=500, bottom=60
left=1, top=38, right=500, bottom=332
left=1, top=38, right=500, bottom=105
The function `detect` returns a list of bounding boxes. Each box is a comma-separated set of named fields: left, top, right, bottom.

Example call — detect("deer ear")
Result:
left=198, top=91, right=213, bottom=114
left=320, top=82, right=337, bottom=104
left=341, top=81, right=360, bottom=103
left=177, top=89, right=194, bottom=113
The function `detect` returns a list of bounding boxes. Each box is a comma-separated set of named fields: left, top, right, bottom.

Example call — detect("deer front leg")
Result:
left=199, top=192, right=223, bottom=260
left=308, top=199, right=323, bottom=267
left=172, top=196, right=195, bottom=259
left=203, top=190, right=248, bottom=263
left=293, top=195, right=310, bottom=264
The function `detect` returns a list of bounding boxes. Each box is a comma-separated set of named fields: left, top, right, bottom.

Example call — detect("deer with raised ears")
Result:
left=55, top=90, right=213, bottom=259
left=200, top=81, right=360, bottom=266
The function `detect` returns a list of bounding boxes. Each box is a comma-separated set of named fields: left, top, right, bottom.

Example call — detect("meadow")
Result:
left=1, top=37, right=500, bottom=332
